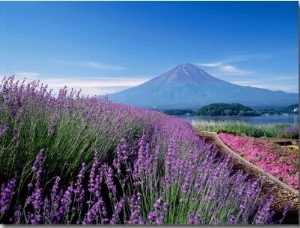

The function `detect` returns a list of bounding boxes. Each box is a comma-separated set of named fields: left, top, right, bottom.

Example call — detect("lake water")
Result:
left=177, top=114, right=299, bottom=126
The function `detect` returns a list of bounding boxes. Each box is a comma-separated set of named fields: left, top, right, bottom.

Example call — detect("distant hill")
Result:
left=196, top=103, right=260, bottom=116
left=108, top=63, right=298, bottom=109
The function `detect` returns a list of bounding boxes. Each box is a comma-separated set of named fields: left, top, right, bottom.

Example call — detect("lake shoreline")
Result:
left=176, top=114, right=299, bottom=126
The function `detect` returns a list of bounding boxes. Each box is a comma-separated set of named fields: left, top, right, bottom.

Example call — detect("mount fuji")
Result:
left=108, top=63, right=298, bottom=109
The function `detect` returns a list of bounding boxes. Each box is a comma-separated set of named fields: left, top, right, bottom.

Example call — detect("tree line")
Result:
left=163, top=103, right=260, bottom=116
left=195, top=103, right=260, bottom=116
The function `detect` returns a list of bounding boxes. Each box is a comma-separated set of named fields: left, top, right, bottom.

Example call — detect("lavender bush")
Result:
left=277, top=126, right=299, bottom=139
left=0, top=76, right=158, bottom=186
left=0, top=76, right=290, bottom=224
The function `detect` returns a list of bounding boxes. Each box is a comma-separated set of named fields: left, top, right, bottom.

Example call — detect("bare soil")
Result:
left=196, top=131, right=299, bottom=224
left=265, top=138, right=298, bottom=146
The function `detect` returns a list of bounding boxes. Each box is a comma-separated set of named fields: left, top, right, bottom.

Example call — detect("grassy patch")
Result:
left=192, top=120, right=293, bottom=138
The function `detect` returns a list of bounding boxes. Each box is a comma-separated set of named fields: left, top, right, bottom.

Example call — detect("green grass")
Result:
left=192, top=120, right=292, bottom=138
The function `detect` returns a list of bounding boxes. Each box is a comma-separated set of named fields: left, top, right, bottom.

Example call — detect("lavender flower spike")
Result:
left=0, top=178, right=17, bottom=214
left=32, top=149, right=44, bottom=173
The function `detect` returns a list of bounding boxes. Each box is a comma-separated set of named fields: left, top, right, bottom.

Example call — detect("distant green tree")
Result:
left=238, top=110, right=245, bottom=116
left=224, top=109, right=233, bottom=116
left=196, top=103, right=260, bottom=116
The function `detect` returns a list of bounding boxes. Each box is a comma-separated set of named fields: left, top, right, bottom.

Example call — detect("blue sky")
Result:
left=1, top=1, right=298, bottom=96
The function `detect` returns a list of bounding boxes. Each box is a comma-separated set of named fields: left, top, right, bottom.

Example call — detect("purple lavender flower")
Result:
left=164, top=139, right=177, bottom=187
left=101, top=199, right=108, bottom=218
left=239, top=204, right=246, bottom=211
left=0, top=124, right=9, bottom=139
left=84, top=199, right=104, bottom=224
left=52, top=181, right=74, bottom=224
left=25, top=182, right=44, bottom=223
left=51, top=176, right=61, bottom=203
left=153, top=201, right=161, bottom=210
left=61, top=182, right=74, bottom=211
left=227, top=215, right=236, bottom=225
left=132, top=163, right=141, bottom=186
left=188, top=214, right=195, bottom=225
left=35, top=167, right=43, bottom=187
left=0, top=178, right=17, bottom=214
left=104, top=164, right=117, bottom=196
left=109, top=198, right=124, bottom=225
left=147, top=196, right=168, bottom=225
left=28, top=183, right=33, bottom=190
left=114, top=198, right=124, bottom=215
left=109, top=216, right=117, bottom=224
left=93, top=167, right=104, bottom=198
left=194, top=169, right=204, bottom=191
left=188, top=210, right=202, bottom=225
left=113, top=138, right=129, bottom=173
left=246, top=179, right=260, bottom=199
left=54, top=205, right=65, bottom=224
left=253, top=193, right=274, bottom=225
left=131, top=133, right=150, bottom=185
left=88, top=149, right=100, bottom=195
left=119, top=138, right=128, bottom=157
left=47, top=118, right=57, bottom=137
left=32, top=149, right=44, bottom=173
left=182, top=165, right=194, bottom=194
left=74, top=163, right=86, bottom=208
left=27, top=212, right=34, bottom=224
left=159, top=203, right=170, bottom=223
left=128, top=193, right=142, bottom=224
left=14, top=204, right=22, bottom=224
left=32, top=187, right=43, bottom=211
left=147, top=211, right=158, bottom=222
left=277, top=126, right=299, bottom=138
left=43, top=197, right=51, bottom=224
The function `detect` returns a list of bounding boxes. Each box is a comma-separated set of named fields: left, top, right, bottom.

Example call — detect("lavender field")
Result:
left=0, top=76, right=290, bottom=224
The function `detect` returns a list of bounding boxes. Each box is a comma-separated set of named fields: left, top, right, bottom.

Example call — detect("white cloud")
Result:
left=59, top=86, right=131, bottom=97
left=223, top=53, right=272, bottom=63
left=221, top=65, right=238, bottom=72
left=86, top=62, right=127, bottom=70
left=1, top=71, right=149, bottom=96
left=51, top=59, right=127, bottom=70
left=43, top=77, right=149, bottom=96
left=196, top=56, right=297, bottom=93
left=196, top=62, right=222, bottom=67
left=220, top=65, right=253, bottom=75
left=196, top=53, right=272, bottom=76
left=16, top=71, right=41, bottom=78
left=0, top=71, right=42, bottom=82
left=44, top=77, right=148, bottom=88
left=196, top=62, right=253, bottom=75
left=230, top=78, right=298, bottom=93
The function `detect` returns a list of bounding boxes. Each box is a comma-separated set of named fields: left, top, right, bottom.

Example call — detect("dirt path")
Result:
left=196, top=131, right=299, bottom=224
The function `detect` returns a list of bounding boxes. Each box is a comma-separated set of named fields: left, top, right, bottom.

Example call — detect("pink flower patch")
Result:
left=218, top=133, right=299, bottom=190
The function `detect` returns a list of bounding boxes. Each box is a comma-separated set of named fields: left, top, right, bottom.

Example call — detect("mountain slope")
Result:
left=108, top=63, right=298, bottom=109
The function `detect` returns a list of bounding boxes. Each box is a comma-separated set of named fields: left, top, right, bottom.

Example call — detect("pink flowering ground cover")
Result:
left=218, top=133, right=299, bottom=190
